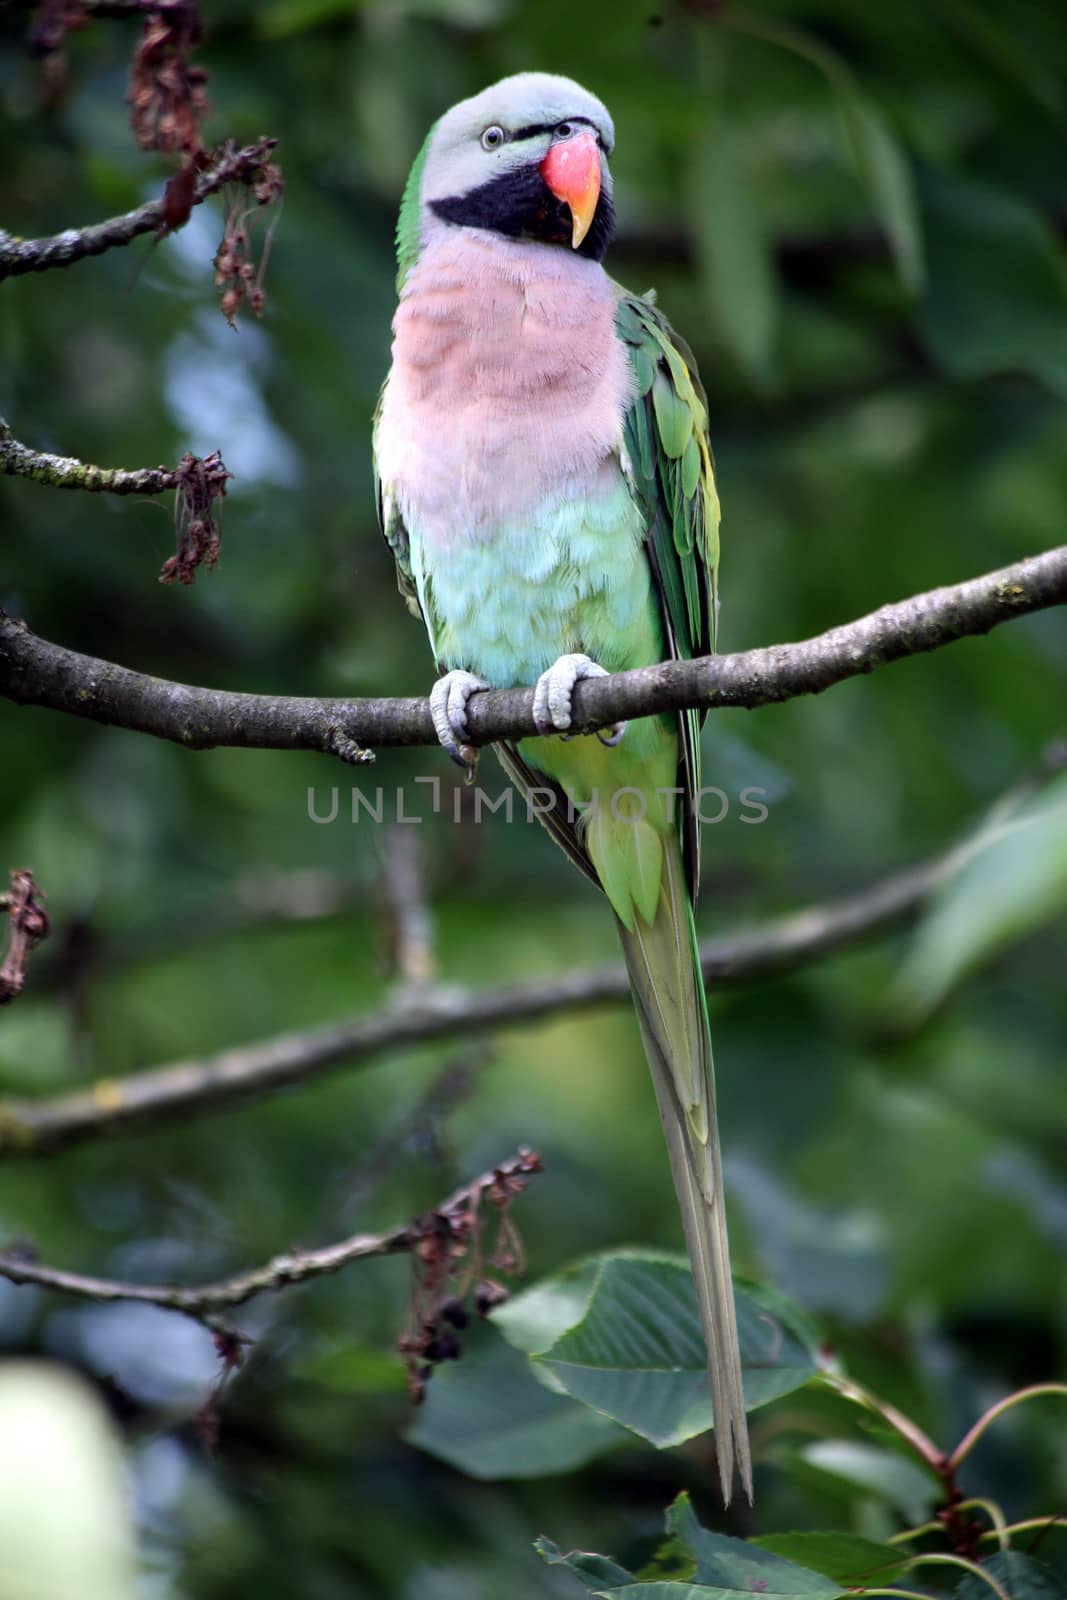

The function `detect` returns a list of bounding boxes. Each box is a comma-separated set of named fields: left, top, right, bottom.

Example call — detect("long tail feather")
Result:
left=617, top=841, right=752, bottom=1503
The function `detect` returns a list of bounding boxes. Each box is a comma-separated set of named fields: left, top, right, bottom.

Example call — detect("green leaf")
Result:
left=503, top=1250, right=818, bottom=1449
left=665, top=1495, right=841, bottom=1597
left=894, top=770, right=1067, bottom=1019
left=404, top=1325, right=626, bottom=1479
left=536, top=1539, right=638, bottom=1593
left=834, top=90, right=924, bottom=295
left=723, top=13, right=923, bottom=294
left=537, top=1493, right=843, bottom=1598
left=794, top=1441, right=938, bottom=1523
left=750, top=1533, right=909, bottom=1588
left=493, top=1253, right=602, bottom=1355
left=919, top=171, right=1067, bottom=396
left=728, top=1155, right=889, bottom=1320
left=689, top=122, right=779, bottom=387
left=954, top=1551, right=1067, bottom=1600
left=935, top=0, right=1064, bottom=114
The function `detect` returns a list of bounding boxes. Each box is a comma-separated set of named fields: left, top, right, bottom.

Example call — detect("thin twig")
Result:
left=0, top=137, right=278, bottom=281
left=853, top=1591, right=940, bottom=1600
left=825, top=1373, right=944, bottom=1474
left=0, top=845, right=953, bottom=1156
left=902, top=1554, right=1011, bottom=1600
left=980, top=1516, right=1067, bottom=1546
left=0, top=1147, right=542, bottom=1317
left=949, top=1384, right=1067, bottom=1472
left=955, top=1499, right=1010, bottom=1553
left=1, top=547, right=1065, bottom=756
left=75, top=1, right=195, bottom=16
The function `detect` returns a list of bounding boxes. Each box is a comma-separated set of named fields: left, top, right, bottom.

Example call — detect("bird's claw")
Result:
left=430, top=669, right=490, bottom=779
left=532, top=653, right=627, bottom=746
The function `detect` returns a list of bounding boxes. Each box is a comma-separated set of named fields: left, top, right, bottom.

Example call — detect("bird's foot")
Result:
left=430, top=669, right=490, bottom=779
left=532, top=653, right=627, bottom=747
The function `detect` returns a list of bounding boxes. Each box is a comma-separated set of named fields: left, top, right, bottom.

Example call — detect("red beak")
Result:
left=540, top=131, right=601, bottom=249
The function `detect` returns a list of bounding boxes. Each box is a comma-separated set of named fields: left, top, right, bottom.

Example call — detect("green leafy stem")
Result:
left=827, top=1373, right=1067, bottom=1566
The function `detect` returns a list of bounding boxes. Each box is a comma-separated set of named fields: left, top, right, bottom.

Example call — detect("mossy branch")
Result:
left=1, top=418, right=179, bottom=496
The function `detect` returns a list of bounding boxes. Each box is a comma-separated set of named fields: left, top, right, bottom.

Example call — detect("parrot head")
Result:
left=396, top=73, right=616, bottom=283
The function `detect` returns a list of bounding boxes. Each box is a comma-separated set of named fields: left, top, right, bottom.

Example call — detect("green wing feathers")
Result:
left=615, top=291, right=720, bottom=658
left=616, top=291, right=721, bottom=898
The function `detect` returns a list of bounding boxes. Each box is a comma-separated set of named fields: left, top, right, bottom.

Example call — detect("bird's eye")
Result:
left=480, top=125, right=505, bottom=151
left=555, top=122, right=574, bottom=139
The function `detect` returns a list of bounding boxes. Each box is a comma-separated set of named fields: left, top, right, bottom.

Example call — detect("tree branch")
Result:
left=0, top=1147, right=543, bottom=1317
left=0, top=847, right=950, bottom=1157
left=78, top=0, right=198, bottom=19
left=0, top=418, right=179, bottom=495
left=0, top=136, right=277, bottom=281
left=1, top=423, right=230, bottom=582
left=1, top=548, right=1064, bottom=756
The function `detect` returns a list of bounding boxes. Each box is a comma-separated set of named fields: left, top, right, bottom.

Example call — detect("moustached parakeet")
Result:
left=373, top=73, right=750, bottom=1502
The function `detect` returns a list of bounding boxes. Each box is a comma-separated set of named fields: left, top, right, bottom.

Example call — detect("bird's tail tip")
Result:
left=715, top=1420, right=754, bottom=1505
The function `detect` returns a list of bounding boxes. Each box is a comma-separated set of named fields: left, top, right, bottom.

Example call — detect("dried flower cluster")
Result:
left=398, top=1149, right=544, bottom=1404
left=26, top=0, right=88, bottom=73
left=0, top=870, right=50, bottom=1004
left=213, top=146, right=285, bottom=325
left=128, top=3, right=208, bottom=157
left=195, top=1326, right=253, bottom=1453
left=159, top=450, right=231, bottom=585
left=21, top=6, right=284, bottom=328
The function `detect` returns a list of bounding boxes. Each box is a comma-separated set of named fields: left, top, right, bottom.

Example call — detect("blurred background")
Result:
left=1, top=0, right=1066, bottom=1594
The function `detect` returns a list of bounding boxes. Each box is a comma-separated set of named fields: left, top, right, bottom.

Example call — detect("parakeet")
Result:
left=373, top=73, right=751, bottom=1501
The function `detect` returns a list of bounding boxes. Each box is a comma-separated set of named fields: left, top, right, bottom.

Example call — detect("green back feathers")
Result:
left=395, top=120, right=437, bottom=292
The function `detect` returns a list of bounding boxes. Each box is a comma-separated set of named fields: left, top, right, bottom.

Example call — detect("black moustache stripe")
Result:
left=429, top=164, right=616, bottom=262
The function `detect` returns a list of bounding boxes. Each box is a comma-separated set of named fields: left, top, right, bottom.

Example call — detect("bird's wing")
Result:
left=372, top=384, right=424, bottom=624
left=615, top=290, right=721, bottom=899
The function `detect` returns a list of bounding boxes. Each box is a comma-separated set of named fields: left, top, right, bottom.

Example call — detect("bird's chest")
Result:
left=375, top=233, right=635, bottom=546
left=374, top=234, right=647, bottom=684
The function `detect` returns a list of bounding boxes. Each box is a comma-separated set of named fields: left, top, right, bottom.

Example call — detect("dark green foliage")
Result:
left=538, top=1492, right=845, bottom=1596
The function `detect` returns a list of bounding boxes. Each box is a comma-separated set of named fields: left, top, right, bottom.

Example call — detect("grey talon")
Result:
left=430, top=669, right=489, bottom=770
left=531, top=653, right=626, bottom=746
